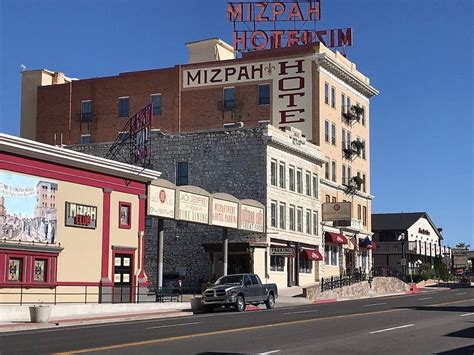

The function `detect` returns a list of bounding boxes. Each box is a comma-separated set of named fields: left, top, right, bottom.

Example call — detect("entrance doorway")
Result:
left=113, top=254, right=133, bottom=303
left=228, top=253, right=250, bottom=274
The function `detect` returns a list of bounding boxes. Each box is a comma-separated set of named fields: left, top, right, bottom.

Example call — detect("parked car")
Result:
left=201, top=273, right=278, bottom=312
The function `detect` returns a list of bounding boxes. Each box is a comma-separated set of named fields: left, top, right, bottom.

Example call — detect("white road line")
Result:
left=417, top=297, right=432, bottom=301
left=369, top=324, right=414, bottom=334
left=363, top=303, right=387, bottom=307
left=146, top=322, right=201, bottom=330
left=456, top=292, right=467, bottom=295
left=283, top=310, right=319, bottom=315
left=258, top=350, right=281, bottom=354
left=460, top=313, right=474, bottom=317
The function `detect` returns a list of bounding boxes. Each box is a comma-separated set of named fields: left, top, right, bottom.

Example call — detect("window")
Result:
left=176, top=162, right=189, bottom=186
left=325, top=244, right=339, bottom=266
left=312, top=174, right=318, bottom=198
left=151, top=94, right=162, bottom=115
left=258, top=84, right=270, bottom=105
left=119, top=97, right=129, bottom=117
left=341, top=93, right=346, bottom=114
left=305, top=172, right=311, bottom=196
left=363, top=206, right=367, bottom=226
left=347, top=96, right=351, bottom=111
left=324, top=82, right=329, bottom=104
left=289, top=205, right=295, bottom=231
left=341, top=129, right=346, bottom=152
left=361, top=251, right=368, bottom=270
left=33, top=259, right=47, bottom=282
left=249, top=274, right=259, bottom=285
left=279, top=203, right=286, bottom=229
left=331, top=86, right=336, bottom=108
left=362, top=173, right=366, bottom=193
left=325, top=195, right=330, bottom=203
left=312, top=211, right=318, bottom=235
left=361, top=106, right=366, bottom=126
left=270, top=255, right=285, bottom=272
left=81, top=100, right=92, bottom=122
left=357, top=204, right=362, bottom=220
left=348, top=166, right=352, bottom=183
left=324, top=159, right=330, bottom=180
left=347, top=131, right=351, bottom=148
left=289, top=166, right=295, bottom=191
left=361, top=139, right=366, bottom=159
left=331, top=123, right=336, bottom=145
left=305, top=209, right=311, bottom=234
left=270, top=201, right=277, bottom=227
left=278, top=162, right=285, bottom=188
left=342, top=164, right=347, bottom=185
left=270, top=159, right=277, bottom=186
left=299, top=252, right=313, bottom=273
left=357, top=171, right=361, bottom=191
left=223, top=87, right=235, bottom=108
left=297, top=207, right=303, bottom=232
left=331, top=196, right=336, bottom=203
left=118, top=132, right=129, bottom=142
left=324, top=120, right=330, bottom=143
left=80, top=134, right=91, bottom=144
left=119, top=202, right=132, bottom=229
left=8, top=258, right=23, bottom=281
left=296, top=169, right=302, bottom=193
left=331, top=161, right=336, bottom=182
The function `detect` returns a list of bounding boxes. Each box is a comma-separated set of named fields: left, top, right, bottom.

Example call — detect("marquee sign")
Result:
left=270, top=247, right=294, bottom=257
left=211, top=198, right=239, bottom=229
left=65, top=202, right=97, bottom=229
left=147, top=185, right=176, bottom=219
left=240, top=204, right=265, bottom=233
left=322, top=202, right=351, bottom=221
left=178, top=191, right=210, bottom=224
left=228, top=1, right=352, bottom=53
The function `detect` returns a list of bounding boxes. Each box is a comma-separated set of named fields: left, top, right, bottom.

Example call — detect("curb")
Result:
left=312, top=298, right=337, bottom=304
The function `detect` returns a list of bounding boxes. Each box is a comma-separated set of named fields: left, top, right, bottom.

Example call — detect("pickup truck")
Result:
left=201, top=273, right=278, bottom=312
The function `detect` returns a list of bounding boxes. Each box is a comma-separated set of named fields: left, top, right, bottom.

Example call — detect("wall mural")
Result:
left=0, top=171, right=57, bottom=243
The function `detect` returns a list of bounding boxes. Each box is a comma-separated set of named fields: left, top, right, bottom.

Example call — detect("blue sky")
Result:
left=0, top=0, right=472, bottom=247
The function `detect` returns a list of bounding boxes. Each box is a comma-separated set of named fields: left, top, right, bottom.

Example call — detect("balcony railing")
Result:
left=374, top=241, right=436, bottom=255
left=333, top=218, right=363, bottom=231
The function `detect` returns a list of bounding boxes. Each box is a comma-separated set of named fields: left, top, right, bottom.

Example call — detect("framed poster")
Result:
left=119, top=202, right=131, bottom=229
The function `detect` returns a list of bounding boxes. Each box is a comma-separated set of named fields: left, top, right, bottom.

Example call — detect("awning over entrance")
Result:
left=325, top=232, right=348, bottom=245
left=302, top=249, right=323, bottom=261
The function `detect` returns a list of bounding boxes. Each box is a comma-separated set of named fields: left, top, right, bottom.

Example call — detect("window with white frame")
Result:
left=312, top=174, right=318, bottom=198
left=279, top=162, right=286, bottom=189
left=342, top=164, right=347, bottom=185
left=341, top=128, right=346, bottom=152
left=305, top=209, right=311, bottom=234
left=324, top=120, right=330, bottom=143
left=361, top=139, right=366, bottom=159
left=296, top=169, right=302, bottom=193
left=270, top=159, right=277, bottom=186
left=331, top=161, right=336, bottom=182
left=270, top=255, right=285, bottom=272
left=299, top=252, right=313, bottom=273
left=289, top=166, right=295, bottom=191
left=331, top=86, right=336, bottom=108
left=270, top=201, right=277, bottom=227
left=279, top=203, right=286, bottom=229
left=313, top=211, right=318, bottom=235
left=289, top=205, right=296, bottom=231
left=324, top=82, right=329, bottom=105
left=297, top=207, right=303, bottom=232
left=341, top=93, right=346, bottom=114
left=325, top=244, right=339, bottom=266
left=305, top=172, right=311, bottom=196
left=361, top=105, right=366, bottom=125
left=347, top=96, right=351, bottom=111
left=324, top=159, right=330, bottom=180
left=80, top=134, right=91, bottom=144
left=362, top=206, right=367, bottom=226
left=331, top=123, right=336, bottom=145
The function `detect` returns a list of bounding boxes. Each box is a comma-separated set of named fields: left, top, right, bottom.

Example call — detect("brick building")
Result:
left=22, top=38, right=379, bottom=285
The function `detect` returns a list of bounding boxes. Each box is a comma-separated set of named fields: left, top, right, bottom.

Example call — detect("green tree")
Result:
left=433, top=257, right=449, bottom=281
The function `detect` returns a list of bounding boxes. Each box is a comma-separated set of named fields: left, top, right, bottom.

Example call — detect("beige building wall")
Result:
left=20, top=69, right=73, bottom=141
left=55, top=181, right=103, bottom=283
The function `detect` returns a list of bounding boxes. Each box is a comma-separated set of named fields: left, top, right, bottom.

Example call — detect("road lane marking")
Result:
left=146, top=322, right=200, bottom=330
left=283, top=310, right=319, bottom=315
left=259, top=350, right=280, bottom=354
left=363, top=303, right=387, bottom=307
left=417, top=297, right=432, bottom=301
left=52, top=298, right=474, bottom=354
left=456, top=292, right=467, bottom=295
left=460, top=313, right=474, bottom=317
left=369, top=324, right=414, bottom=334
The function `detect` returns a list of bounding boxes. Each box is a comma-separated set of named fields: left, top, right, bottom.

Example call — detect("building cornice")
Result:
left=314, top=54, right=379, bottom=98
left=264, top=135, right=327, bottom=166
left=0, top=134, right=161, bottom=183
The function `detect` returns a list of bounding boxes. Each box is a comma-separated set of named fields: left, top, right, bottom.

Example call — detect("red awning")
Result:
left=302, top=249, right=323, bottom=261
left=325, top=232, right=348, bottom=245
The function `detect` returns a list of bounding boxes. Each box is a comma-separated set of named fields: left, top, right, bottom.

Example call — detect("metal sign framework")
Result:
left=106, top=104, right=152, bottom=168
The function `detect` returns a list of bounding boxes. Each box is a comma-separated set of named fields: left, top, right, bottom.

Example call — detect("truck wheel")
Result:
left=265, top=293, right=275, bottom=309
left=236, top=295, right=246, bottom=312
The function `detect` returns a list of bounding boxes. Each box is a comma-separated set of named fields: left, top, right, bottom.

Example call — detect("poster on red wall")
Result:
left=0, top=171, right=57, bottom=243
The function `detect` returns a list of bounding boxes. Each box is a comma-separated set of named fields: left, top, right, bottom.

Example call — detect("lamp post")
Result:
left=398, top=232, right=406, bottom=280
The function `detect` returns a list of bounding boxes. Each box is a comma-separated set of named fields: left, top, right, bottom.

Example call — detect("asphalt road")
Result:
left=0, top=288, right=473, bottom=354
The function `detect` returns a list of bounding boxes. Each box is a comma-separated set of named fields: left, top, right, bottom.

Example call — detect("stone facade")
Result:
left=71, top=124, right=327, bottom=291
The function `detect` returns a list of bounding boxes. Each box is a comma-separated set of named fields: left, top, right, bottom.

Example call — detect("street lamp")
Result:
left=398, top=232, right=406, bottom=280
